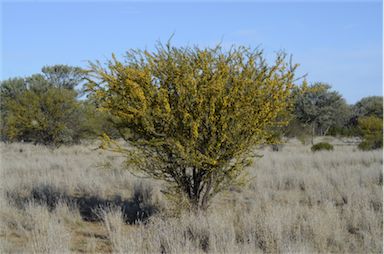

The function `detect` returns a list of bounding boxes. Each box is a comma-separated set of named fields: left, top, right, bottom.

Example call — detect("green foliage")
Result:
left=0, top=66, right=85, bottom=146
left=327, top=125, right=360, bottom=137
left=282, top=117, right=312, bottom=144
left=0, top=77, right=27, bottom=99
left=357, top=141, right=375, bottom=151
left=88, top=43, right=298, bottom=211
left=293, top=82, right=350, bottom=139
left=333, top=96, right=383, bottom=138
left=41, top=64, right=86, bottom=90
left=353, top=96, right=383, bottom=119
left=311, top=142, right=334, bottom=152
left=357, top=116, right=383, bottom=150
left=0, top=78, right=27, bottom=139
left=2, top=84, right=80, bottom=146
left=78, top=101, right=120, bottom=139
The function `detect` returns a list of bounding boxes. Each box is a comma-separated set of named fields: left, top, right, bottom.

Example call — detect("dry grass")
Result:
left=0, top=137, right=382, bottom=253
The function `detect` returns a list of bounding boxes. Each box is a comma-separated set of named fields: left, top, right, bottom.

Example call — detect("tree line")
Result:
left=0, top=64, right=382, bottom=149
left=287, top=82, right=382, bottom=150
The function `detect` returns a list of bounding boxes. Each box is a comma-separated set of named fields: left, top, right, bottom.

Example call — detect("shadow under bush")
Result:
left=6, top=184, right=158, bottom=224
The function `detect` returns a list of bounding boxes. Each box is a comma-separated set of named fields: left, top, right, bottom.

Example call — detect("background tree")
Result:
left=0, top=78, right=27, bottom=141
left=357, top=116, right=383, bottom=150
left=0, top=66, right=85, bottom=146
left=2, top=87, right=80, bottom=145
left=88, top=43, right=298, bottom=211
left=78, top=100, right=120, bottom=139
left=41, top=64, right=86, bottom=90
left=293, top=82, right=350, bottom=143
left=334, top=96, right=384, bottom=137
left=353, top=96, right=383, bottom=119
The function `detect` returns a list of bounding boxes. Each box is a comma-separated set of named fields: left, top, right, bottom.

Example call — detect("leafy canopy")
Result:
left=88, top=43, right=298, bottom=210
left=42, top=64, right=86, bottom=90
left=293, top=82, right=350, bottom=137
left=353, top=96, right=383, bottom=119
left=0, top=65, right=85, bottom=146
left=358, top=116, right=383, bottom=150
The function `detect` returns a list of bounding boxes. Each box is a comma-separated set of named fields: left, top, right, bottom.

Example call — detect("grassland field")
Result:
left=0, top=137, right=382, bottom=253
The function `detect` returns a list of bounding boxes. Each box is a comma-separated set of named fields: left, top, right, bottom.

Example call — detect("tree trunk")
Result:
left=188, top=173, right=212, bottom=212
left=311, top=123, right=315, bottom=145
left=323, top=126, right=331, bottom=136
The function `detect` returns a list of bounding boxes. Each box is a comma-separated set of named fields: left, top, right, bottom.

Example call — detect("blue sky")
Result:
left=1, top=1, right=382, bottom=103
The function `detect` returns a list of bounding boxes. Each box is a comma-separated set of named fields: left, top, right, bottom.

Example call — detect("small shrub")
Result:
left=358, top=140, right=382, bottom=151
left=357, top=116, right=383, bottom=151
left=311, top=142, right=334, bottom=152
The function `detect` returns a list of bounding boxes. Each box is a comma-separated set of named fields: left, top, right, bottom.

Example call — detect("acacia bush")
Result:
left=88, top=43, right=298, bottom=211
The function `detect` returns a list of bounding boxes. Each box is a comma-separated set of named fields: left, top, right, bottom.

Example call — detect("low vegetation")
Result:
left=0, top=139, right=382, bottom=253
left=311, top=142, right=334, bottom=152
left=357, top=116, right=383, bottom=151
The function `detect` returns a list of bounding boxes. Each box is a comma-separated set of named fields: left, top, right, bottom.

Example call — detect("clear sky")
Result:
left=1, top=0, right=382, bottom=103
